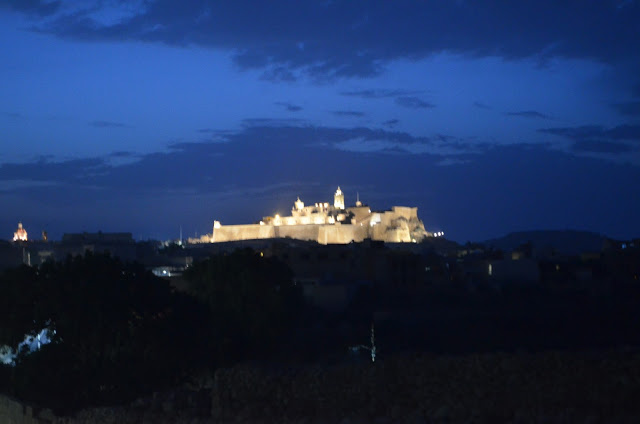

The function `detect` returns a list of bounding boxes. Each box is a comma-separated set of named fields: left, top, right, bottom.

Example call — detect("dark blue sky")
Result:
left=1, top=0, right=639, bottom=242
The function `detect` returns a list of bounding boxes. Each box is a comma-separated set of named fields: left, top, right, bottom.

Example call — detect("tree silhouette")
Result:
left=0, top=252, right=210, bottom=413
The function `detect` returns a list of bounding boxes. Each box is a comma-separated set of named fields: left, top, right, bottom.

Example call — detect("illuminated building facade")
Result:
left=13, top=222, right=28, bottom=242
left=191, top=187, right=435, bottom=245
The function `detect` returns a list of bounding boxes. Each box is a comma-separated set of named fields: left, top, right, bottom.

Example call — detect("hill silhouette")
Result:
left=484, top=230, right=606, bottom=255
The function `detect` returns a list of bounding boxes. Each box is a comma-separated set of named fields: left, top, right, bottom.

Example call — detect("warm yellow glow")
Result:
left=13, top=222, right=27, bottom=242
left=334, top=186, right=345, bottom=209
left=213, top=220, right=221, bottom=229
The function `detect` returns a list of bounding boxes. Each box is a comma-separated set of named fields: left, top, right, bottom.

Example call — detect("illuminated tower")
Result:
left=13, top=222, right=28, bottom=242
left=334, top=186, right=345, bottom=210
left=294, top=197, right=304, bottom=211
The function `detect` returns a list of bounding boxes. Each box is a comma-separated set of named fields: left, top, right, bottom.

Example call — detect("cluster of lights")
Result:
left=433, top=231, right=445, bottom=237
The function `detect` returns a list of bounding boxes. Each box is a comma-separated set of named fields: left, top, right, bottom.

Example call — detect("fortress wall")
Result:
left=347, top=206, right=371, bottom=223
left=391, top=206, right=418, bottom=220
left=274, top=225, right=320, bottom=242
left=370, top=225, right=411, bottom=243
left=212, top=225, right=275, bottom=243
left=370, top=224, right=386, bottom=241
left=386, top=228, right=412, bottom=243
left=318, top=225, right=367, bottom=245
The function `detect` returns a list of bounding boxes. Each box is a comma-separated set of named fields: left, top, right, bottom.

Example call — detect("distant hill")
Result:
left=484, top=230, right=606, bottom=256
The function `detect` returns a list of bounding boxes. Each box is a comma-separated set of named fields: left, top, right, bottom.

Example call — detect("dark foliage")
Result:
left=184, top=248, right=303, bottom=365
left=0, top=252, right=211, bottom=413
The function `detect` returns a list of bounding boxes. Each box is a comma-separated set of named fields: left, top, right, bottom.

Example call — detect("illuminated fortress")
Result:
left=192, top=187, right=435, bottom=245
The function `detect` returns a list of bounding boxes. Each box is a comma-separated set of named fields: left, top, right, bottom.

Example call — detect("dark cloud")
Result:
left=540, top=124, right=640, bottom=155
left=275, top=102, right=303, bottom=112
left=473, top=102, right=492, bottom=110
left=612, top=101, right=640, bottom=117
left=0, top=157, right=107, bottom=183
left=331, top=110, right=365, bottom=117
left=383, top=119, right=399, bottom=127
left=260, top=66, right=297, bottom=82
left=506, top=110, right=550, bottom=119
left=23, top=1, right=640, bottom=80
left=340, top=89, right=422, bottom=99
left=2, top=127, right=640, bottom=243
left=0, top=0, right=61, bottom=16
left=109, top=151, right=134, bottom=158
left=571, top=140, right=634, bottom=154
left=241, top=118, right=306, bottom=127
left=540, top=124, right=640, bottom=142
left=395, top=97, right=434, bottom=109
left=89, top=120, right=129, bottom=128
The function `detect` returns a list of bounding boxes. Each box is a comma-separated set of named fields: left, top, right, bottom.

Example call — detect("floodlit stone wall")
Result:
left=275, top=224, right=320, bottom=242
left=212, top=224, right=275, bottom=242
left=204, top=205, right=428, bottom=245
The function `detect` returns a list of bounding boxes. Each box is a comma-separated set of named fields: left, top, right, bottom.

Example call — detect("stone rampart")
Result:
left=318, top=224, right=367, bottom=244
left=391, top=206, right=418, bottom=220
left=274, top=225, right=320, bottom=242
left=212, top=224, right=275, bottom=242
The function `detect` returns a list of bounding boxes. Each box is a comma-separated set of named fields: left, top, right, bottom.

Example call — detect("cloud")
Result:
left=383, top=119, right=399, bottom=127
left=539, top=124, right=640, bottom=155
left=340, top=89, right=422, bottom=99
left=539, top=124, right=640, bottom=142
left=109, top=151, right=134, bottom=157
left=506, top=110, right=551, bottom=119
left=331, top=110, right=365, bottom=117
left=0, top=157, right=107, bottom=184
left=395, top=97, right=434, bottom=109
left=612, top=101, right=640, bottom=117
left=571, top=140, right=634, bottom=154
left=0, top=0, right=61, bottom=16
left=89, top=120, right=130, bottom=128
left=2, top=111, right=23, bottom=119
left=3, top=122, right=640, bottom=243
left=240, top=118, right=306, bottom=127
left=473, top=102, right=492, bottom=110
left=275, top=101, right=303, bottom=112
left=21, top=1, right=640, bottom=81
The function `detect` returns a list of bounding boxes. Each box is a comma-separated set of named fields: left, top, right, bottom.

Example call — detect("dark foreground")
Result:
left=2, top=349, right=640, bottom=423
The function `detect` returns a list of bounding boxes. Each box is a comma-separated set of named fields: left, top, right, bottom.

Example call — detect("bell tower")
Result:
left=334, top=186, right=345, bottom=210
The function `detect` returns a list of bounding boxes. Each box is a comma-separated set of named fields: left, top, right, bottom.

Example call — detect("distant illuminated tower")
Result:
left=13, top=222, right=28, bottom=242
left=334, top=186, right=345, bottom=210
left=355, top=192, right=362, bottom=207
left=294, top=197, right=304, bottom=211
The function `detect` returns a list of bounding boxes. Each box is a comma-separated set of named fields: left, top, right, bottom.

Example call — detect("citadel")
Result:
left=191, top=187, right=436, bottom=245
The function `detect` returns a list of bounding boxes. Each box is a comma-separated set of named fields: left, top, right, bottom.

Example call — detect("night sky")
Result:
left=1, top=0, right=639, bottom=242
